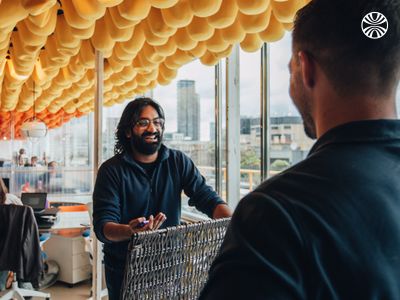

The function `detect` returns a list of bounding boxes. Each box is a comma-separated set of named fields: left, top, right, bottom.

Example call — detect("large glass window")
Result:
left=153, top=59, right=216, bottom=215
left=269, top=33, right=315, bottom=175
left=240, top=50, right=261, bottom=197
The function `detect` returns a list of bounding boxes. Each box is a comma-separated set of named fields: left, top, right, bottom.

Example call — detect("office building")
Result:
left=177, top=80, right=200, bottom=141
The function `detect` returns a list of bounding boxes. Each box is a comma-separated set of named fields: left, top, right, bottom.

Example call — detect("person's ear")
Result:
left=298, top=51, right=316, bottom=89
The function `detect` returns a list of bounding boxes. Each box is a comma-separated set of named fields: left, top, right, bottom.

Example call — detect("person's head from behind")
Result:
left=0, top=178, right=8, bottom=205
left=115, top=97, right=165, bottom=156
left=19, top=148, right=25, bottom=155
left=290, top=0, right=400, bottom=139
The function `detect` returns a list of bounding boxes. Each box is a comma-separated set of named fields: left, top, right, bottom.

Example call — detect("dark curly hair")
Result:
left=114, top=97, right=165, bottom=155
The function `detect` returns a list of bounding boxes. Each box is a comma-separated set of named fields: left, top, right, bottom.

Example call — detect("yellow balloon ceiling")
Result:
left=0, top=0, right=308, bottom=139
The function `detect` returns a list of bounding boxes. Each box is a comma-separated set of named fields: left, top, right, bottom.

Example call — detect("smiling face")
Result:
left=129, top=105, right=164, bottom=155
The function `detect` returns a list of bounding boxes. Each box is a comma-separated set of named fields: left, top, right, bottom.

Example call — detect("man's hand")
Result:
left=128, top=213, right=167, bottom=231
left=103, top=213, right=167, bottom=242
left=212, top=203, right=232, bottom=219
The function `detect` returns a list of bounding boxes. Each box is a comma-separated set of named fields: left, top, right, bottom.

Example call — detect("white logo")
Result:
left=361, top=12, right=388, bottom=39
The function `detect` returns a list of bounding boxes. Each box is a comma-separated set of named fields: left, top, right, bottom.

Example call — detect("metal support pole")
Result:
left=214, top=62, right=223, bottom=195
left=92, top=50, right=104, bottom=300
left=260, top=44, right=271, bottom=181
left=225, top=45, right=241, bottom=209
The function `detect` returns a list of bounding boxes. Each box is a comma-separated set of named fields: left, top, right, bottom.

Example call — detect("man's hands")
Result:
left=103, top=213, right=167, bottom=242
left=128, top=212, right=167, bottom=232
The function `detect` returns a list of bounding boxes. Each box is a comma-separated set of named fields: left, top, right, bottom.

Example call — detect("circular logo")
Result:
left=361, top=12, right=388, bottom=39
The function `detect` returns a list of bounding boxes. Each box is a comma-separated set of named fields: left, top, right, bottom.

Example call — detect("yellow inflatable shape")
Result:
left=142, top=68, right=159, bottom=81
left=91, top=17, right=115, bottom=53
left=189, top=0, right=222, bottom=18
left=119, top=25, right=145, bottom=54
left=114, top=43, right=137, bottom=61
left=136, top=73, right=152, bottom=86
left=0, top=0, right=28, bottom=29
left=0, top=32, right=11, bottom=49
left=172, top=49, right=193, bottom=65
left=21, top=0, right=56, bottom=15
left=132, top=52, right=157, bottom=72
left=26, top=3, right=57, bottom=29
left=117, top=0, right=151, bottom=22
left=150, top=0, right=178, bottom=9
left=71, top=0, right=106, bottom=21
left=188, top=41, right=207, bottom=58
left=105, top=10, right=134, bottom=42
left=236, top=0, right=270, bottom=15
left=240, top=33, right=263, bottom=52
left=123, top=79, right=138, bottom=90
left=142, top=43, right=165, bottom=64
left=207, top=0, right=238, bottom=29
left=120, top=66, right=137, bottom=81
left=110, top=74, right=125, bottom=86
left=108, top=6, right=139, bottom=29
left=161, top=0, right=193, bottom=28
left=103, top=60, right=114, bottom=80
left=200, top=50, right=219, bottom=66
left=147, top=8, right=177, bottom=38
left=148, top=80, right=157, bottom=90
left=221, top=18, right=245, bottom=43
left=174, top=27, right=197, bottom=51
left=63, top=101, right=76, bottom=114
left=79, top=40, right=96, bottom=69
left=16, top=23, right=46, bottom=47
left=97, top=0, right=124, bottom=6
left=11, top=33, right=39, bottom=62
left=32, top=60, right=47, bottom=83
left=153, top=37, right=177, bottom=57
left=186, top=16, right=215, bottom=42
left=142, top=22, right=169, bottom=47
left=272, top=0, right=304, bottom=23
left=69, top=22, right=96, bottom=40
left=206, top=29, right=230, bottom=52
left=61, top=0, right=94, bottom=29
left=283, top=22, right=293, bottom=30
left=258, top=13, right=285, bottom=42
left=108, top=56, right=126, bottom=73
left=163, top=55, right=179, bottom=70
left=55, top=15, right=80, bottom=49
left=159, top=63, right=177, bottom=81
left=238, top=7, right=271, bottom=34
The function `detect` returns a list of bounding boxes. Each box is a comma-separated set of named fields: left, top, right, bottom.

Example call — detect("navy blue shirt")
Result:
left=201, top=120, right=400, bottom=300
left=93, top=144, right=224, bottom=265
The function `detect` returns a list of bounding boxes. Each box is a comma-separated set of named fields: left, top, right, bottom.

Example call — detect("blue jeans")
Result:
left=104, top=257, right=125, bottom=300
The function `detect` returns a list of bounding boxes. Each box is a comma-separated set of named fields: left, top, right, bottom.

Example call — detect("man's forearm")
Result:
left=103, top=222, right=133, bottom=242
left=212, top=203, right=232, bottom=219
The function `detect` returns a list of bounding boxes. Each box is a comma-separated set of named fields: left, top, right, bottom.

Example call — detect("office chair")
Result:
left=0, top=205, right=51, bottom=300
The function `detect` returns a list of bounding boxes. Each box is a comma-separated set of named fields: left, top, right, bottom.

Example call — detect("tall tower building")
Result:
left=177, top=80, right=200, bottom=141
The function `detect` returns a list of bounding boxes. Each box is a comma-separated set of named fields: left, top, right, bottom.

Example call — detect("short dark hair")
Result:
left=114, top=97, right=165, bottom=155
left=293, top=0, right=400, bottom=97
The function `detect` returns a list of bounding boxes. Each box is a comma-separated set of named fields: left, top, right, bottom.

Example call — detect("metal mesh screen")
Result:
left=121, top=218, right=230, bottom=300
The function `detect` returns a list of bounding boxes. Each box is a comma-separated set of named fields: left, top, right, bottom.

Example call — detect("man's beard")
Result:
left=290, top=73, right=317, bottom=139
left=130, top=131, right=163, bottom=155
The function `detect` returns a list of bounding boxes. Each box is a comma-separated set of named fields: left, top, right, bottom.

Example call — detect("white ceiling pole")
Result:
left=92, top=50, right=105, bottom=300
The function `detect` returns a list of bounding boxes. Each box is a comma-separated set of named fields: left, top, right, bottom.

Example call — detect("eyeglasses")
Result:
left=135, top=118, right=165, bottom=129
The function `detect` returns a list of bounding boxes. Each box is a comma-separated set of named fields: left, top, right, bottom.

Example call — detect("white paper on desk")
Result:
left=55, top=211, right=90, bottom=229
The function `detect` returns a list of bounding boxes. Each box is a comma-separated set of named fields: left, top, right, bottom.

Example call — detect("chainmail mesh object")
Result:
left=121, top=218, right=231, bottom=300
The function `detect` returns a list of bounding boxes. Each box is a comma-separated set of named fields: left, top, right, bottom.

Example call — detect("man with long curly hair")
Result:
left=93, top=97, right=231, bottom=300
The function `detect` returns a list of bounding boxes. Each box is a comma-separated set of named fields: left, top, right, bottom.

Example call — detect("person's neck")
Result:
left=314, top=91, right=397, bottom=138
left=132, top=149, right=158, bottom=163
